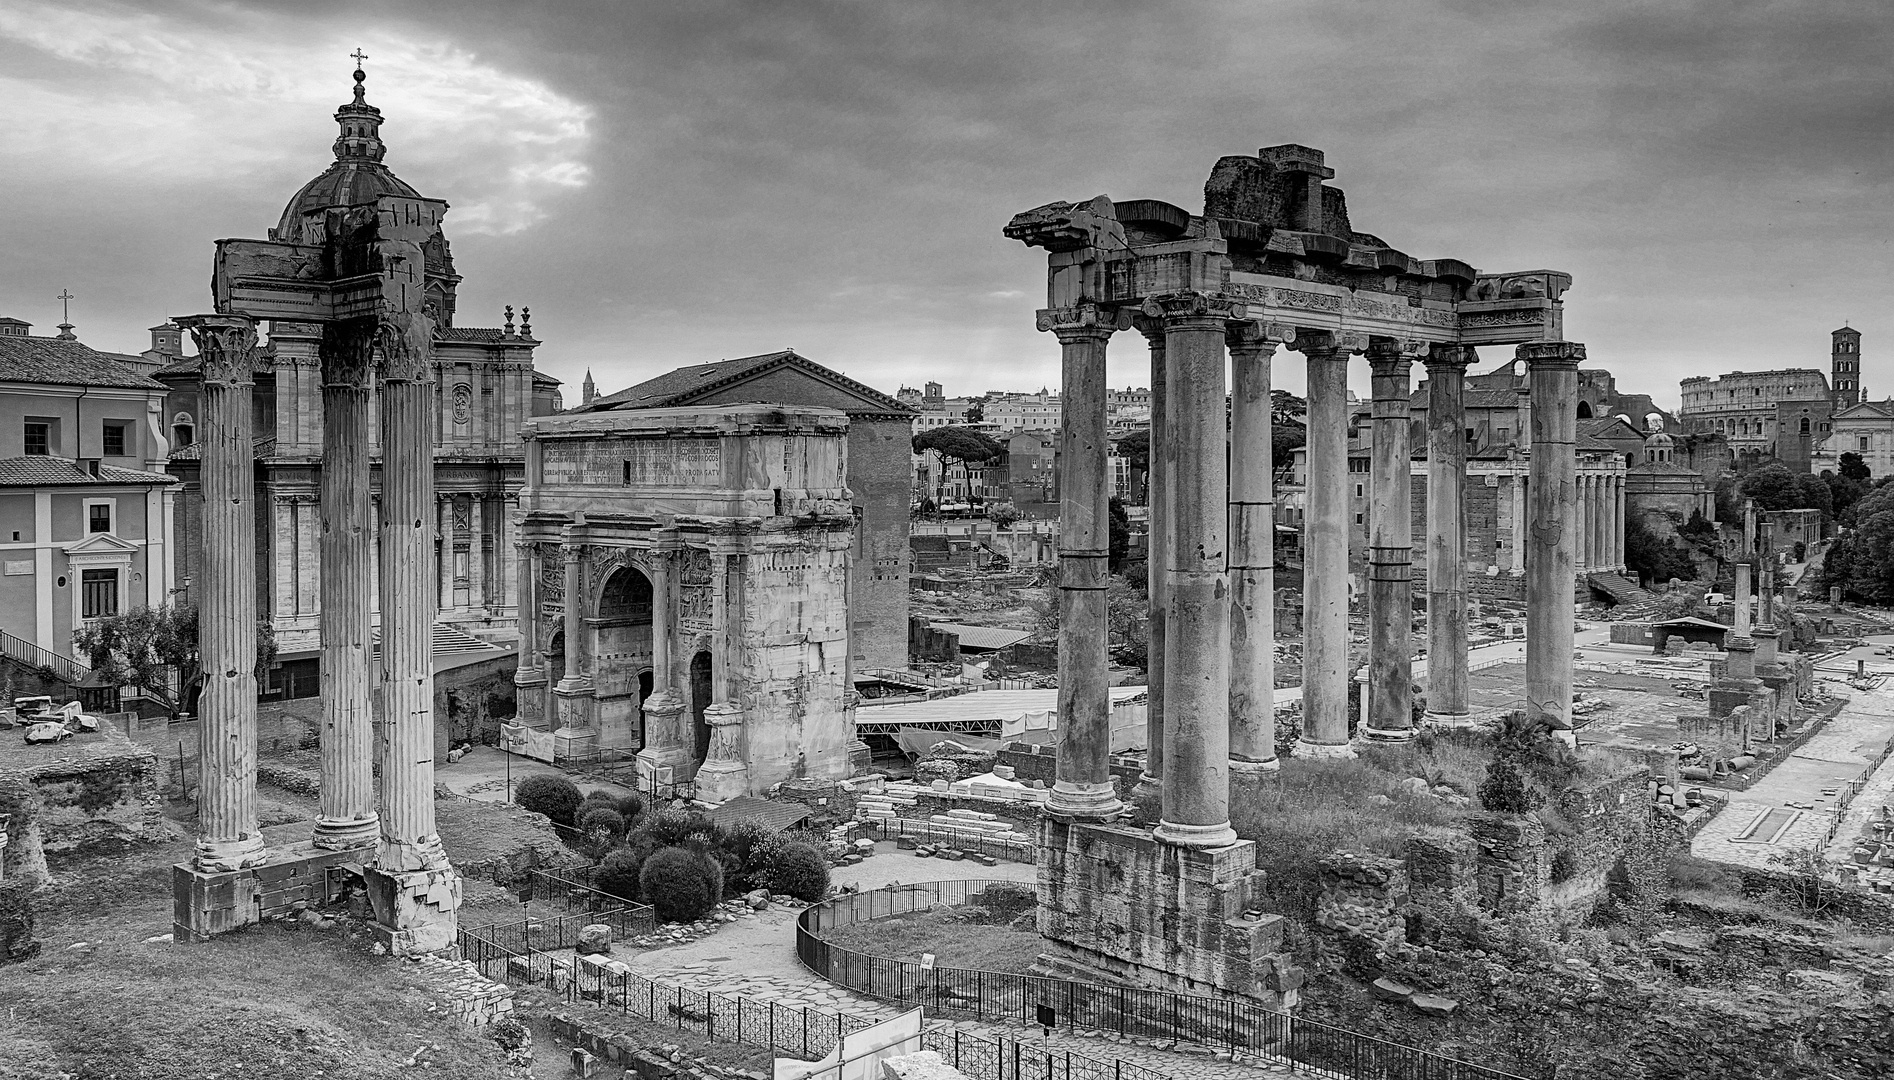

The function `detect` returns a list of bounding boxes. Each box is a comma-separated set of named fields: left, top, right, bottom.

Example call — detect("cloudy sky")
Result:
left=3, top=0, right=1891, bottom=406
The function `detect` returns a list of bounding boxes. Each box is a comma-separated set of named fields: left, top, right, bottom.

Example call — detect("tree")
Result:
left=1107, top=496, right=1130, bottom=573
left=72, top=603, right=276, bottom=721
left=912, top=425, right=1004, bottom=505
left=985, top=501, right=1022, bottom=529
left=1270, top=390, right=1308, bottom=482
left=1740, top=463, right=1802, bottom=512
left=1116, top=428, right=1151, bottom=500
left=1623, top=514, right=1695, bottom=587
left=1840, top=451, right=1871, bottom=481
left=964, top=400, right=985, bottom=423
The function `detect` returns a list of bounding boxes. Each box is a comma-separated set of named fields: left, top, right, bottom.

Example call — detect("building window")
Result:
left=1355, top=483, right=1364, bottom=497
left=102, top=422, right=127, bottom=457
left=1800, top=418, right=1811, bottom=435
left=81, top=569, right=117, bottom=618
left=1354, top=513, right=1364, bottom=525
left=23, top=421, right=49, bottom=456
left=1861, top=436, right=1871, bottom=451
left=88, top=504, right=111, bottom=533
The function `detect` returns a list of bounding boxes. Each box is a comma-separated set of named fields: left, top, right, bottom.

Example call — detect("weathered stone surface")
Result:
left=880, top=1051, right=970, bottom=1080
left=1410, top=993, right=1458, bottom=1017
left=1370, top=977, right=1414, bottom=1003
left=576, top=923, right=612, bottom=956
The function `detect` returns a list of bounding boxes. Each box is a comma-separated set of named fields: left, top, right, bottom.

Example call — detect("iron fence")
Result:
left=524, top=867, right=659, bottom=936
left=455, top=914, right=1175, bottom=1080
left=798, top=880, right=1533, bottom=1080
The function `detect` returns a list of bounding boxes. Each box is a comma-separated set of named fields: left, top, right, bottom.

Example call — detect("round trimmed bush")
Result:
left=639, top=847, right=723, bottom=922
left=578, top=790, right=644, bottom=825
left=595, top=846, right=649, bottom=903
left=515, top=773, right=583, bottom=826
left=579, top=808, right=628, bottom=855
left=645, top=807, right=718, bottom=847
left=760, top=840, right=830, bottom=902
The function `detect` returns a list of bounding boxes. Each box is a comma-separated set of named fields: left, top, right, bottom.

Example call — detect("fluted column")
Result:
left=636, top=538, right=691, bottom=779
left=1424, top=345, right=1473, bottom=718
left=313, top=318, right=379, bottom=850
left=1039, top=302, right=1126, bottom=821
left=179, top=314, right=267, bottom=872
left=1298, top=330, right=1364, bottom=758
left=1228, top=321, right=1291, bottom=774
left=1362, top=341, right=1419, bottom=742
left=1614, top=476, right=1626, bottom=569
left=1574, top=474, right=1589, bottom=573
left=1149, top=292, right=1244, bottom=848
left=1134, top=316, right=1167, bottom=798
left=375, top=317, right=450, bottom=873
left=560, top=541, right=586, bottom=687
left=1524, top=341, right=1584, bottom=733
left=1509, top=472, right=1527, bottom=575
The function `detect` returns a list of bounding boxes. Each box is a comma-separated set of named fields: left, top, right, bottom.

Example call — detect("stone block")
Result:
left=577, top=923, right=612, bottom=956
left=1370, top=977, right=1415, bottom=1003
left=1410, top=993, right=1458, bottom=1016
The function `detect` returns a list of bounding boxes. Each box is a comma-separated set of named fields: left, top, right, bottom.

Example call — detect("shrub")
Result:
left=645, top=807, right=719, bottom=847
left=578, top=808, right=628, bottom=857
left=973, top=881, right=1036, bottom=919
left=758, top=840, right=830, bottom=902
left=1478, top=759, right=1538, bottom=814
left=640, top=847, right=724, bottom=922
left=716, top=821, right=774, bottom=894
left=595, top=845, right=651, bottom=902
left=579, top=790, right=644, bottom=825
left=515, top=774, right=584, bottom=826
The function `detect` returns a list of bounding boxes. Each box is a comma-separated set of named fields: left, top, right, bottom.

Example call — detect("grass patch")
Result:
left=820, top=905, right=1043, bottom=973
left=1233, top=730, right=1494, bottom=921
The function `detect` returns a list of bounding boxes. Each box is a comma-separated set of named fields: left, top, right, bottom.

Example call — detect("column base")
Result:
left=1294, top=739, right=1357, bottom=760
left=1153, top=818, right=1239, bottom=849
left=1047, top=780, right=1124, bottom=821
left=694, top=760, right=750, bottom=805
left=311, top=815, right=380, bottom=851
left=1422, top=711, right=1475, bottom=729
left=193, top=833, right=268, bottom=874
left=362, top=863, right=461, bottom=956
left=1230, top=758, right=1281, bottom=774
left=1131, top=773, right=1163, bottom=802
left=1357, top=725, right=1420, bottom=744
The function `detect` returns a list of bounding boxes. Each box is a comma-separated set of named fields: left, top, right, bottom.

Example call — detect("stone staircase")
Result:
left=1587, top=570, right=1654, bottom=608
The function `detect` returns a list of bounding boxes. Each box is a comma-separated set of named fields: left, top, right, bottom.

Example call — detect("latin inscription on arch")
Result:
left=540, top=437, right=723, bottom=487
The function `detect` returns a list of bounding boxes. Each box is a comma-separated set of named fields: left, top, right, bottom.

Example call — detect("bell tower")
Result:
left=1833, top=326, right=1863, bottom=407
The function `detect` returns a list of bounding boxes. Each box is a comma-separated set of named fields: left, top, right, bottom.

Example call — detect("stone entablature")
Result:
left=515, top=404, right=857, bottom=799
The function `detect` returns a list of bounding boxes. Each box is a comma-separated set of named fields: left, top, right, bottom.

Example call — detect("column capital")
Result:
left=1036, top=303, right=1131, bottom=339
left=1517, top=340, right=1585, bottom=368
left=1366, top=338, right=1428, bottom=364
left=1297, top=329, right=1368, bottom=358
left=1424, top=343, right=1478, bottom=370
left=1226, top=321, right=1296, bottom=355
left=376, top=311, right=435, bottom=383
left=1140, top=291, right=1247, bottom=327
left=178, top=314, right=259, bottom=386
left=320, top=317, right=377, bottom=389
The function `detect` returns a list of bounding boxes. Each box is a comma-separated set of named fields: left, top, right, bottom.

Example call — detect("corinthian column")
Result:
left=1523, top=341, right=1584, bottom=733
left=374, top=314, right=450, bottom=874
left=313, top=318, right=379, bottom=850
left=1228, top=321, right=1292, bottom=775
left=1038, top=302, right=1127, bottom=821
left=1149, top=291, right=1245, bottom=848
left=1298, top=330, right=1364, bottom=758
left=1424, top=344, right=1473, bottom=719
left=178, top=314, right=267, bottom=872
left=1133, top=316, right=1166, bottom=800
left=1363, top=340, right=1419, bottom=742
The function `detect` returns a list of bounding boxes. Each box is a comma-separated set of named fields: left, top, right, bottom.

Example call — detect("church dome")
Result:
left=274, top=65, right=427, bottom=243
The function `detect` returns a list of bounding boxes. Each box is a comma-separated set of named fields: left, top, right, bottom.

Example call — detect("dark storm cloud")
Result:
left=3, top=1, right=1891, bottom=403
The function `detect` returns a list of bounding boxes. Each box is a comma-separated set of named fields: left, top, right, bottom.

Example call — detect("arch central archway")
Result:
left=593, top=565, right=655, bottom=752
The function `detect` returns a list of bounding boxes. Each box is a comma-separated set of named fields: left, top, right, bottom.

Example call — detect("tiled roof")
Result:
left=150, top=354, right=273, bottom=378
left=0, top=456, right=177, bottom=488
left=439, top=326, right=537, bottom=344
left=930, top=623, right=1037, bottom=651
left=580, top=350, right=912, bottom=416
left=0, top=336, right=167, bottom=390
left=704, top=796, right=812, bottom=834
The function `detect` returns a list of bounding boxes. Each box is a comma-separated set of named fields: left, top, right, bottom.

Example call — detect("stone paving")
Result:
left=1691, top=685, right=1894, bottom=871
left=604, top=847, right=1293, bottom=1077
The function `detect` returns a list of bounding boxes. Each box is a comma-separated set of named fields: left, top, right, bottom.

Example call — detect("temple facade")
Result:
left=512, top=403, right=858, bottom=799
left=155, top=73, right=562, bottom=675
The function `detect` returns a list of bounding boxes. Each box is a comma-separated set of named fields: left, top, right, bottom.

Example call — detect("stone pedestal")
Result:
left=1036, top=818, right=1302, bottom=1007
left=634, top=691, right=692, bottom=790
left=173, top=842, right=368, bottom=943
left=362, top=864, right=462, bottom=955
left=693, top=701, right=750, bottom=803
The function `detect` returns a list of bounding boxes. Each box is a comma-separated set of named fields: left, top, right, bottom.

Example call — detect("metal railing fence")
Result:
left=797, top=880, right=1533, bottom=1080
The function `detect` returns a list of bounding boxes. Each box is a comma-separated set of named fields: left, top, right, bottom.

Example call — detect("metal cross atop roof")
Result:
left=350, top=48, right=368, bottom=70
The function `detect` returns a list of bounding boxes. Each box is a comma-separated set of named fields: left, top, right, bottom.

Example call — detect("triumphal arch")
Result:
left=513, top=403, right=859, bottom=801
left=1009, top=145, right=1580, bottom=1002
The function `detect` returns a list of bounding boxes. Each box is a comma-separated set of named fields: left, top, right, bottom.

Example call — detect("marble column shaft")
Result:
left=1735, top=561, right=1752, bottom=636
left=376, top=324, right=448, bottom=873
left=1042, top=303, right=1121, bottom=820
left=1228, top=322, right=1288, bottom=770
left=1365, top=344, right=1416, bottom=738
left=1137, top=319, right=1167, bottom=793
left=1510, top=472, right=1527, bottom=574
left=1524, top=342, right=1584, bottom=732
left=313, top=318, right=379, bottom=850
left=181, top=315, right=267, bottom=872
left=1299, top=332, right=1361, bottom=755
left=561, top=542, right=586, bottom=687
left=1152, top=293, right=1241, bottom=847
left=1424, top=346, right=1472, bottom=716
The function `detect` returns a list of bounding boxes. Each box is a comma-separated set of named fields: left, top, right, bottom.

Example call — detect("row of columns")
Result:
left=1574, top=473, right=1626, bottom=572
left=1042, top=293, right=1588, bottom=846
left=183, top=312, right=448, bottom=875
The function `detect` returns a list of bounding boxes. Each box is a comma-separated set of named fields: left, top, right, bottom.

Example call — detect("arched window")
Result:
left=1800, top=417, right=1811, bottom=435
left=172, top=412, right=195, bottom=448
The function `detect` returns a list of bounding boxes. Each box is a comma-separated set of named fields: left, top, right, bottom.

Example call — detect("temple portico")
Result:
left=1010, top=144, right=1581, bottom=1004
